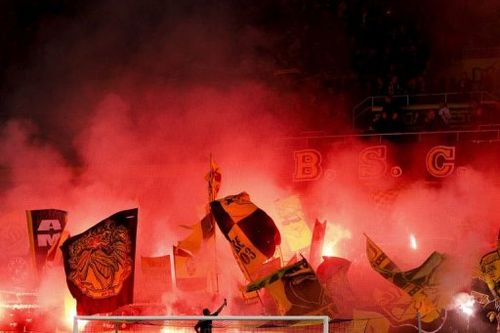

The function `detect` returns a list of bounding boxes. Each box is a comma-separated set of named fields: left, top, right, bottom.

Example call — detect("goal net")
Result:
left=73, top=315, right=330, bottom=333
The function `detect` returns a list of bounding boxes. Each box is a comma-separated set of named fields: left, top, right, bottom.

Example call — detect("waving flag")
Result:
left=173, top=246, right=209, bottom=291
left=210, top=192, right=281, bottom=280
left=141, top=255, right=172, bottom=301
left=174, top=213, right=215, bottom=291
left=274, top=196, right=311, bottom=253
left=177, top=214, right=215, bottom=253
left=316, top=256, right=354, bottom=316
left=365, top=235, right=401, bottom=278
left=365, top=234, right=446, bottom=323
left=61, top=209, right=138, bottom=315
left=246, top=258, right=337, bottom=318
left=205, top=156, right=221, bottom=201
left=473, top=228, right=500, bottom=326
left=479, top=229, right=500, bottom=299
left=373, top=286, right=449, bottom=332
left=309, top=219, right=327, bottom=269
left=26, top=209, right=67, bottom=276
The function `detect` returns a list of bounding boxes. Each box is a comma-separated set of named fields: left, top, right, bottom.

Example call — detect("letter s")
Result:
left=358, top=145, right=387, bottom=179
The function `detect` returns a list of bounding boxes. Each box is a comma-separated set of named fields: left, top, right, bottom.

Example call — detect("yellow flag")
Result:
left=479, top=231, right=500, bottom=297
left=275, top=196, right=312, bottom=252
left=365, top=234, right=446, bottom=323
left=173, top=246, right=208, bottom=291
left=349, top=310, right=390, bottom=333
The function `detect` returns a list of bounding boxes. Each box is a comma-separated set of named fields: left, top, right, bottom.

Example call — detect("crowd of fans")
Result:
left=369, top=99, right=454, bottom=133
left=237, top=0, right=500, bottom=133
left=367, top=96, right=494, bottom=134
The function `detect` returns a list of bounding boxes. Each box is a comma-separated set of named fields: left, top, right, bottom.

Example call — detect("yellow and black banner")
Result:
left=365, top=234, right=446, bottom=323
left=474, top=229, right=500, bottom=321
left=210, top=192, right=281, bottom=281
left=247, top=258, right=337, bottom=318
left=479, top=230, right=500, bottom=297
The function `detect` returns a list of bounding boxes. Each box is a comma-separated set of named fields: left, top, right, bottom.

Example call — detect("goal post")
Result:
left=74, top=315, right=330, bottom=333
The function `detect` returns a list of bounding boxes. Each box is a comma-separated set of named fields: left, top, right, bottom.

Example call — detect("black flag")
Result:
left=61, top=209, right=138, bottom=315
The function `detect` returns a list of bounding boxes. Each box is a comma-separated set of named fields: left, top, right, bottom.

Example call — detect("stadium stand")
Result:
left=353, top=91, right=500, bottom=133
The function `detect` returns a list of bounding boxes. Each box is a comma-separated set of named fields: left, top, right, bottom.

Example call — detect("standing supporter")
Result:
left=371, top=110, right=389, bottom=133
left=421, top=109, right=438, bottom=131
left=471, top=102, right=485, bottom=129
left=438, top=103, right=452, bottom=128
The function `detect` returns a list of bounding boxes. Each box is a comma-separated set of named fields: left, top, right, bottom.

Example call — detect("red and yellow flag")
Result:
left=309, top=219, right=327, bottom=269
left=141, top=255, right=172, bottom=300
left=173, top=246, right=209, bottom=291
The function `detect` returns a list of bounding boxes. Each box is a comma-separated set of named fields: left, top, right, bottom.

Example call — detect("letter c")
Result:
left=426, top=145, right=455, bottom=178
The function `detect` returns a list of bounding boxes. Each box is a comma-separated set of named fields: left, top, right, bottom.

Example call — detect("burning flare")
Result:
left=409, top=233, right=418, bottom=250
left=454, top=293, right=475, bottom=317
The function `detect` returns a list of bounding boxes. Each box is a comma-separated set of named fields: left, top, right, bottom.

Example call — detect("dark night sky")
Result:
left=1, top=0, right=500, bottom=161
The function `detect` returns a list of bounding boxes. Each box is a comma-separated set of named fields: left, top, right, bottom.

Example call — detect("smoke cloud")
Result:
left=0, top=0, right=498, bottom=320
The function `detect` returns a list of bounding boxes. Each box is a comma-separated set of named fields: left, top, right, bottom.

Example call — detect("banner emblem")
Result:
left=67, top=220, right=133, bottom=299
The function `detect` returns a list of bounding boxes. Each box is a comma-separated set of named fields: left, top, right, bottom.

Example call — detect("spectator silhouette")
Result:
left=389, top=109, right=403, bottom=132
left=471, top=102, right=485, bottom=129
left=194, top=299, right=227, bottom=333
left=438, top=103, right=452, bottom=128
left=371, top=110, right=389, bottom=133
left=420, top=109, right=438, bottom=131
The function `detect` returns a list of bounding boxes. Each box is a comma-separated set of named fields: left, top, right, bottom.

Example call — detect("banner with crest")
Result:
left=61, top=209, right=138, bottom=315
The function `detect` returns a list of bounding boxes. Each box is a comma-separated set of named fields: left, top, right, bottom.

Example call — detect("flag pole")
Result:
left=277, top=246, right=284, bottom=267
left=416, top=311, right=422, bottom=333
left=208, top=153, right=220, bottom=294
left=237, top=255, right=267, bottom=312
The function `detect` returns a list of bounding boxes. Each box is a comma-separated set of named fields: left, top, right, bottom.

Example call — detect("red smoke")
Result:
left=0, top=0, right=498, bottom=322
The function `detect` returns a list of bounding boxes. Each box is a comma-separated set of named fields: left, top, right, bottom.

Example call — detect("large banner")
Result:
left=274, top=195, right=311, bottom=254
left=210, top=192, right=281, bottom=281
left=246, top=258, right=337, bottom=318
left=61, top=209, right=138, bottom=315
left=366, top=235, right=447, bottom=323
left=141, top=255, right=172, bottom=301
left=26, top=209, right=67, bottom=276
left=173, top=246, right=209, bottom=291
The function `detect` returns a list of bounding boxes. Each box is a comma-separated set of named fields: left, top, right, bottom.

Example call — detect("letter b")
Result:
left=293, top=150, right=322, bottom=181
